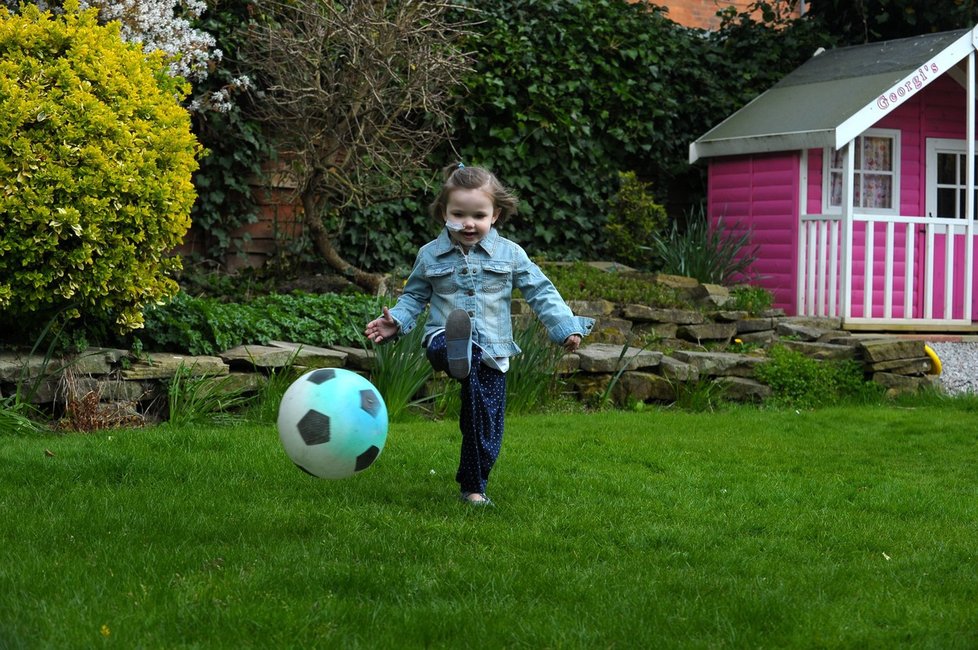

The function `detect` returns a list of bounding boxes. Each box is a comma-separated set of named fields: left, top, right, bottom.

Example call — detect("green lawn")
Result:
left=2, top=405, right=976, bottom=648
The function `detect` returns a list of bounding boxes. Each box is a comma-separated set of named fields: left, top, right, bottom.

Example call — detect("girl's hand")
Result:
left=365, top=306, right=399, bottom=344
left=563, top=334, right=582, bottom=353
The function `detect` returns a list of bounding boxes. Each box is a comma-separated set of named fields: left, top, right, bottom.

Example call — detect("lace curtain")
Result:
left=829, top=135, right=893, bottom=210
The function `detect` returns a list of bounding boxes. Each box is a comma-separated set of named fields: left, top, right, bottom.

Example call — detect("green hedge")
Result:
left=325, top=1, right=833, bottom=272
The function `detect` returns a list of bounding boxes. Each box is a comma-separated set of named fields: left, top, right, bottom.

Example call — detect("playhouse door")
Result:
left=922, top=138, right=978, bottom=321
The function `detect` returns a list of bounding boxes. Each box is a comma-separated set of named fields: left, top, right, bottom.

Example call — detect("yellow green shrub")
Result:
left=0, top=1, right=200, bottom=334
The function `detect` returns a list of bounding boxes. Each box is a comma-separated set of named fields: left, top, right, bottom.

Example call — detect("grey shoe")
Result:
left=459, top=492, right=493, bottom=506
left=445, top=309, right=472, bottom=379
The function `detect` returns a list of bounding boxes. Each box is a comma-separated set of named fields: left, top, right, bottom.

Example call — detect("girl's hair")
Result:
left=428, top=163, right=519, bottom=225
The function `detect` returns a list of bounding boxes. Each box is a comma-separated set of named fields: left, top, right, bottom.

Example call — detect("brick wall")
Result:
left=177, top=160, right=305, bottom=273
left=664, top=0, right=802, bottom=30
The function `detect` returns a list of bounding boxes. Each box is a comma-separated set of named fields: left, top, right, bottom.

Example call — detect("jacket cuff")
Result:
left=549, top=316, right=595, bottom=344
left=387, top=307, right=414, bottom=336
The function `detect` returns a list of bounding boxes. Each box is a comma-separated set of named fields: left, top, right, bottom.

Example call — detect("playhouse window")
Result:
left=826, top=130, right=899, bottom=213
left=926, top=138, right=978, bottom=219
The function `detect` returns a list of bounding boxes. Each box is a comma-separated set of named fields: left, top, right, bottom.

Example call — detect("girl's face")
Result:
left=444, top=188, right=499, bottom=249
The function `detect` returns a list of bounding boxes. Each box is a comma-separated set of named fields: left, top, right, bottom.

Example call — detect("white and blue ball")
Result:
left=277, top=368, right=388, bottom=479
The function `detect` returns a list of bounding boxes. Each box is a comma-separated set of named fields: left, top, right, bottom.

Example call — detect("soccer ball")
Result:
left=277, top=368, right=388, bottom=479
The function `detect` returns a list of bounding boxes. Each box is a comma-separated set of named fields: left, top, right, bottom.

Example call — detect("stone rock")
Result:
left=818, top=331, right=852, bottom=343
left=64, top=348, right=129, bottom=376
left=717, top=376, right=773, bottom=402
left=782, top=316, right=843, bottom=330
left=613, top=372, right=676, bottom=404
left=219, top=343, right=345, bottom=370
left=653, top=273, right=701, bottom=290
left=676, top=322, right=738, bottom=344
left=621, top=305, right=705, bottom=325
left=587, top=261, right=637, bottom=273
left=196, top=372, right=266, bottom=394
left=589, top=317, right=633, bottom=344
left=872, top=372, right=938, bottom=397
left=220, top=345, right=298, bottom=369
left=820, top=334, right=858, bottom=346
left=779, top=340, right=859, bottom=361
left=737, top=330, right=777, bottom=346
left=0, top=352, right=58, bottom=382
left=865, top=357, right=932, bottom=375
left=658, top=356, right=699, bottom=382
left=328, top=345, right=375, bottom=371
left=858, top=339, right=926, bottom=363
left=714, top=310, right=749, bottom=322
left=122, top=353, right=228, bottom=380
left=566, top=299, right=617, bottom=317
left=689, top=283, right=731, bottom=309
left=776, top=322, right=826, bottom=342
left=736, top=318, right=775, bottom=334
left=670, top=350, right=766, bottom=378
left=268, top=341, right=347, bottom=368
left=24, top=378, right=61, bottom=404
left=577, top=343, right=662, bottom=372
left=632, top=322, right=679, bottom=340
left=567, top=374, right=611, bottom=403
left=556, top=353, right=581, bottom=374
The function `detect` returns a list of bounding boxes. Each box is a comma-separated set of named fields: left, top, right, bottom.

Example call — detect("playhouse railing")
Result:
left=797, top=213, right=975, bottom=326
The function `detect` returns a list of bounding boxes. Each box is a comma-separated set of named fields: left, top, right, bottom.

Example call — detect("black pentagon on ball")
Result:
left=306, top=368, right=337, bottom=384
left=296, top=409, right=331, bottom=445
left=359, top=389, right=381, bottom=418
left=355, top=445, right=380, bottom=472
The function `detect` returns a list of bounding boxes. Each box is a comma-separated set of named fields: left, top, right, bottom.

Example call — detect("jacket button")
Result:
left=467, top=289, right=475, bottom=296
left=460, top=268, right=468, bottom=274
left=468, top=311, right=475, bottom=317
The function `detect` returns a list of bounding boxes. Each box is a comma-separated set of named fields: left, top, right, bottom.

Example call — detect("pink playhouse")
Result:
left=691, top=27, right=978, bottom=331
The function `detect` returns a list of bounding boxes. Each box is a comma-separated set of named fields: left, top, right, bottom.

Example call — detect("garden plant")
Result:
left=0, top=1, right=200, bottom=337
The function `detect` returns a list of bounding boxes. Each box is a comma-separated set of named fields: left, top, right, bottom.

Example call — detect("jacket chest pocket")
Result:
left=481, top=262, right=512, bottom=294
left=425, top=264, right=457, bottom=294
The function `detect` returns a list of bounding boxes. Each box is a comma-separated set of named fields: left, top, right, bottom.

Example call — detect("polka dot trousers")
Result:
left=426, top=332, right=506, bottom=495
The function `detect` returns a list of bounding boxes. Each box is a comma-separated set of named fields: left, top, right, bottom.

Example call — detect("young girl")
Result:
left=364, top=164, right=593, bottom=505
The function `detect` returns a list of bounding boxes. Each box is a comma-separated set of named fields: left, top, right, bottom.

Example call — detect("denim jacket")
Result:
left=388, top=228, right=594, bottom=358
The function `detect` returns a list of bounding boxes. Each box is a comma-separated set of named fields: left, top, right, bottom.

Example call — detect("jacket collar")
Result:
left=433, top=226, right=499, bottom=257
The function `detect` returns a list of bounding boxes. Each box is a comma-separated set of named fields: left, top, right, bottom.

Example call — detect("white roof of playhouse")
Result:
left=690, top=26, right=978, bottom=163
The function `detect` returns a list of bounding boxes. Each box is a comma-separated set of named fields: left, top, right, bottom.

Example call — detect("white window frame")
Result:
left=926, top=137, right=977, bottom=219
left=823, top=128, right=901, bottom=215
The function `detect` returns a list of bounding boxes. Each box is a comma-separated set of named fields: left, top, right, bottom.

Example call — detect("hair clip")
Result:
left=457, top=162, right=465, bottom=170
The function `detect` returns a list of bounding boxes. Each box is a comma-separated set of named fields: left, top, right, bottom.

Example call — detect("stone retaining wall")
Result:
left=0, top=298, right=940, bottom=425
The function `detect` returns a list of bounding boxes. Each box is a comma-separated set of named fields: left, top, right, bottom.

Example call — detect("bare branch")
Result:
left=237, top=0, right=473, bottom=290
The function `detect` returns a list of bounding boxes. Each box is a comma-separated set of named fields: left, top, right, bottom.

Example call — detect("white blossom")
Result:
left=79, top=0, right=220, bottom=82
left=3, top=0, right=240, bottom=112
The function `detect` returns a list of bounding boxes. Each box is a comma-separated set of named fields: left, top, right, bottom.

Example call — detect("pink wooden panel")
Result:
left=914, top=232, right=977, bottom=320
left=846, top=222, right=912, bottom=318
left=708, top=153, right=799, bottom=312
